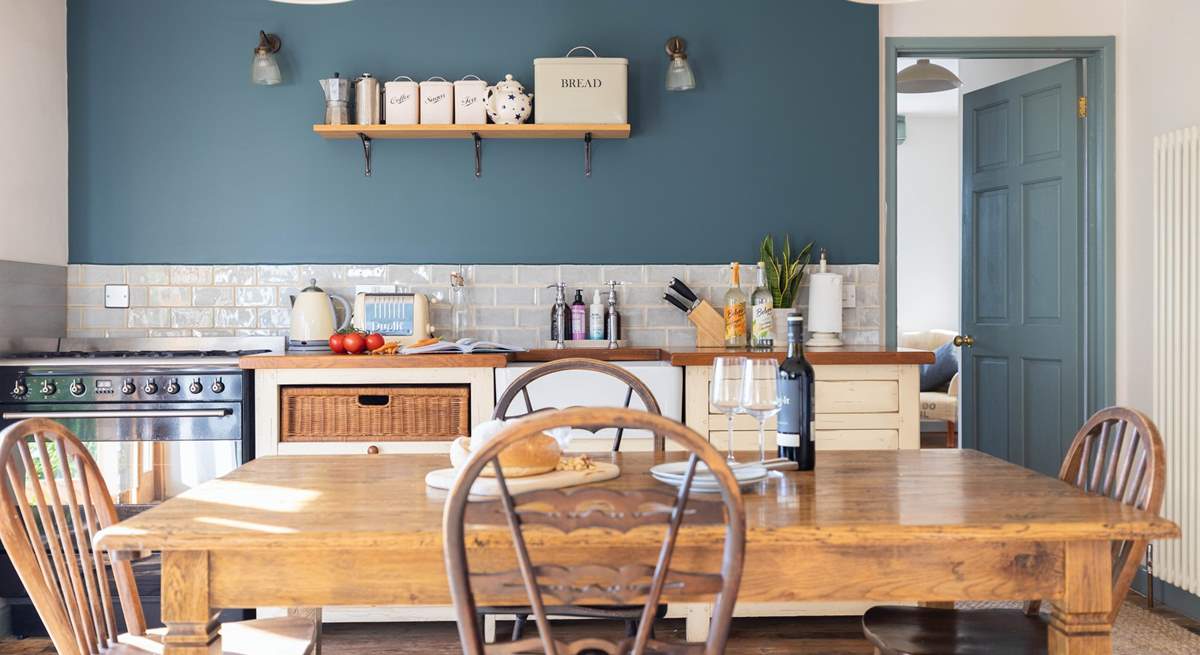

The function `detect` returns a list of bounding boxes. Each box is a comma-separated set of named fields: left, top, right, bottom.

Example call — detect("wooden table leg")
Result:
left=161, top=550, right=221, bottom=655
left=1048, top=541, right=1113, bottom=654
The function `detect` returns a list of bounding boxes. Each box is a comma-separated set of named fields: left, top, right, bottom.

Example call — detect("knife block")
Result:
left=688, top=300, right=726, bottom=348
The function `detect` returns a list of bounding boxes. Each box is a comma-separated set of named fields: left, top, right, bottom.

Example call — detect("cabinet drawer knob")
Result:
left=367, top=445, right=380, bottom=455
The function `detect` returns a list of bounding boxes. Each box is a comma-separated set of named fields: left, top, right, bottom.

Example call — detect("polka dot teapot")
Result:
left=485, top=74, right=533, bottom=125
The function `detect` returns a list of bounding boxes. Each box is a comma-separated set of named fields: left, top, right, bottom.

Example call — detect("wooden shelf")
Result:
left=312, top=123, right=630, bottom=140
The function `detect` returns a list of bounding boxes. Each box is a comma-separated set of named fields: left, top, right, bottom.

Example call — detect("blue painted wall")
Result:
left=67, top=0, right=878, bottom=264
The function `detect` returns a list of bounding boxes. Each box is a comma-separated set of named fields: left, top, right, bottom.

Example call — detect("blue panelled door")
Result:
left=961, top=61, right=1083, bottom=476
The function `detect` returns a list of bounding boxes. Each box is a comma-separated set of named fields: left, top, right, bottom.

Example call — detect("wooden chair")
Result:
left=0, top=418, right=317, bottom=655
left=444, top=407, right=745, bottom=655
left=862, top=406, right=1167, bottom=654
left=493, top=358, right=664, bottom=451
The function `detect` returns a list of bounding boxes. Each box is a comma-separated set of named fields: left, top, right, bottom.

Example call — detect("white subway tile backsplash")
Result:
left=170, top=266, right=213, bottom=286
left=236, top=286, right=276, bottom=307
left=126, top=265, right=170, bottom=285
left=66, top=262, right=882, bottom=344
left=215, top=308, right=257, bottom=328
left=213, top=265, right=257, bottom=286
left=192, top=287, right=234, bottom=307
left=148, top=286, right=191, bottom=307
left=171, top=308, right=213, bottom=328
left=257, top=265, right=300, bottom=285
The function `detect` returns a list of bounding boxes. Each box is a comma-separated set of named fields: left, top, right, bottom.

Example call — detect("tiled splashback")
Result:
left=67, top=264, right=881, bottom=347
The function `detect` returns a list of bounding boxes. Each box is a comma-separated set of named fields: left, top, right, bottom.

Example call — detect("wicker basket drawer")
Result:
left=280, top=385, right=470, bottom=442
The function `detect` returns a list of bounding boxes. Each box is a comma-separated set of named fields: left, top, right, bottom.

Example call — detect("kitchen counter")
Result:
left=239, top=348, right=666, bottom=369
left=669, top=346, right=934, bottom=367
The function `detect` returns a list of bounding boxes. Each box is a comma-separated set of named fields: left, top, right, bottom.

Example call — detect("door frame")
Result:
left=883, top=36, right=1117, bottom=435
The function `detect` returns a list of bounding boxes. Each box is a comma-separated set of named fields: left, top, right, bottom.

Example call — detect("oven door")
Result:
left=0, top=402, right=243, bottom=508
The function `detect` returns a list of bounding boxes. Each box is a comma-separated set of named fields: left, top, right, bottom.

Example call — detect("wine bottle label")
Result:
left=777, top=432, right=800, bottom=447
left=751, top=303, right=773, bottom=339
left=777, top=376, right=813, bottom=443
left=724, top=302, right=747, bottom=339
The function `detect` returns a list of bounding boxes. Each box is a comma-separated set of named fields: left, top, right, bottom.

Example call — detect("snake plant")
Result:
left=760, top=234, right=814, bottom=309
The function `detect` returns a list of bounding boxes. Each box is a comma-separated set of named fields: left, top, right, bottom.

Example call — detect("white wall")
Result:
left=878, top=0, right=1149, bottom=410
left=897, top=115, right=960, bottom=333
left=0, top=0, right=68, bottom=266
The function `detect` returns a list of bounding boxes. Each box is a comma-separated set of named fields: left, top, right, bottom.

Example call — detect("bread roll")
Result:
left=452, top=421, right=563, bottom=478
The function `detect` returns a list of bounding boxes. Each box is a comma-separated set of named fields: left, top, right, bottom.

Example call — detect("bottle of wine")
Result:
left=723, top=262, right=748, bottom=347
left=750, top=261, right=774, bottom=349
left=777, top=314, right=815, bottom=470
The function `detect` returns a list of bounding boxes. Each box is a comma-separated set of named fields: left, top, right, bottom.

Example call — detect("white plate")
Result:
left=650, top=462, right=768, bottom=482
left=651, top=465, right=767, bottom=492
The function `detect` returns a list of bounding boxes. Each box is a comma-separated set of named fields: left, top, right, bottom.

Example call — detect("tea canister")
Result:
left=453, top=75, right=488, bottom=124
left=384, top=76, right=419, bottom=125
left=533, top=46, right=628, bottom=124
left=419, top=77, right=454, bottom=124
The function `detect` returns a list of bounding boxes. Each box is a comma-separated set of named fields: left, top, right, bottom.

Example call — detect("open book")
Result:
left=400, top=338, right=527, bottom=355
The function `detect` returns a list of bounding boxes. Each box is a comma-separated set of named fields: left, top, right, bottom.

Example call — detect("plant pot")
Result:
left=772, top=307, right=798, bottom=346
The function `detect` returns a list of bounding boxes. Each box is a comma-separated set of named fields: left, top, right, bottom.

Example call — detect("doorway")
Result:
left=884, top=37, right=1116, bottom=472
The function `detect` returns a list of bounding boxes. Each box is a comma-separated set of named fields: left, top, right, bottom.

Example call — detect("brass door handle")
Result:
left=366, top=445, right=380, bottom=455
left=953, top=335, right=975, bottom=347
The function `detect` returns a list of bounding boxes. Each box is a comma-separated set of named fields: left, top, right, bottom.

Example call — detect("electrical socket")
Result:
left=104, top=284, right=130, bottom=309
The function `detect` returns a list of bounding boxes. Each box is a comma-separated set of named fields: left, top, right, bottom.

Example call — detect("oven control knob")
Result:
left=11, top=380, right=27, bottom=397
left=143, top=380, right=158, bottom=395
left=40, top=380, right=56, bottom=396
left=211, top=378, right=226, bottom=394
left=188, top=378, right=203, bottom=394
left=69, top=379, right=86, bottom=397
left=165, top=379, right=181, bottom=395
left=121, top=379, right=136, bottom=395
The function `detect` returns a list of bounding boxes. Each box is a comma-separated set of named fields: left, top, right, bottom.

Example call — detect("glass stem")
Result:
left=757, top=419, right=766, bottom=462
left=726, top=413, right=736, bottom=462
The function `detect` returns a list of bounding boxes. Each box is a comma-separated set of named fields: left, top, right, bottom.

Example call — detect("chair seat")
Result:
left=919, top=391, right=958, bottom=423
left=862, top=606, right=1048, bottom=655
left=111, top=616, right=317, bottom=655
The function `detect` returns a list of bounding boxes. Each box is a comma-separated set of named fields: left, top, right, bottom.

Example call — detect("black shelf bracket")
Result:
left=358, top=133, right=373, bottom=177
left=584, top=132, right=593, bottom=177
left=473, top=133, right=482, bottom=178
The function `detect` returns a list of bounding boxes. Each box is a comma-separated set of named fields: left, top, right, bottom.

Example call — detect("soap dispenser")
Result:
left=547, top=283, right=569, bottom=349
left=603, top=280, right=624, bottom=349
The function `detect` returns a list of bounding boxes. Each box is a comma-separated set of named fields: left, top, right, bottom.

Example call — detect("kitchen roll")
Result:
left=807, top=272, right=843, bottom=334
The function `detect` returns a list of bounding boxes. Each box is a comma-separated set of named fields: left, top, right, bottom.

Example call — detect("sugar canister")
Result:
left=354, top=73, right=381, bottom=125
left=419, top=77, right=454, bottom=124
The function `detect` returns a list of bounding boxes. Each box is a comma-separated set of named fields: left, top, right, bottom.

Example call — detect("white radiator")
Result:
left=1152, top=126, right=1199, bottom=596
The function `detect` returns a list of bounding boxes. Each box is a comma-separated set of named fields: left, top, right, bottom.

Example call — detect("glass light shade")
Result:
left=251, top=51, right=282, bottom=85
left=665, top=58, right=695, bottom=92
left=897, top=58, right=963, bottom=94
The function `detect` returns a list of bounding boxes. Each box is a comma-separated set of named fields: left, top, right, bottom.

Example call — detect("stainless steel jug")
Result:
left=355, top=73, right=381, bottom=125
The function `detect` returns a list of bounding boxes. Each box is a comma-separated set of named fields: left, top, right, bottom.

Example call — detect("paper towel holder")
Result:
left=806, top=248, right=844, bottom=347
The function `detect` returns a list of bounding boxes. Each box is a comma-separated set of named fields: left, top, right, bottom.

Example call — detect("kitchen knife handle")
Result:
left=668, top=277, right=699, bottom=303
left=663, top=293, right=691, bottom=313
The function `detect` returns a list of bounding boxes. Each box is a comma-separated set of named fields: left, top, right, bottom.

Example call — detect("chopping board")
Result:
left=424, top=462, right=620, bottom=498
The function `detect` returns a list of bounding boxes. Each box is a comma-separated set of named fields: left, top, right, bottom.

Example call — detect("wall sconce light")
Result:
left=664, top=36, right=696, bottom=92
left=251, top=31, right=283, bottom=86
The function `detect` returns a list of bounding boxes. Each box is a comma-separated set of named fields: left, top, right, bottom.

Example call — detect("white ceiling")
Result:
left=897, top=58, right=1071, bottom=117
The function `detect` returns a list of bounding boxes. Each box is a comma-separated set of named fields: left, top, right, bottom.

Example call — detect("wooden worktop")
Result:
left=240, top=346, right=928, bottom=369
left=668, top=346, right=935, bottom=367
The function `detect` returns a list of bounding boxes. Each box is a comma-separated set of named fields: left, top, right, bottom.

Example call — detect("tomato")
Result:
left=342, top=332, right=366, bottom=354
left=364, top=333, right=385, bottom=352
left=328, top=333, right=346, bottom=354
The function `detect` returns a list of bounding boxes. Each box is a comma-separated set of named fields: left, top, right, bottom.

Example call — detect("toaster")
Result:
left=351, top=292, right=435, bottom=344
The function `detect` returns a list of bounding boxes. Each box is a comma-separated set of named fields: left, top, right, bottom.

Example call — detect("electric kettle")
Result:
left=288, top=279, right=351, bottom=351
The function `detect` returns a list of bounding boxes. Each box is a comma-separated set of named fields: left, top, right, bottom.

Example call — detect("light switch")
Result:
left=842, top=285, right=856, bottom=308
left=104, top=284, right=130, bottom=309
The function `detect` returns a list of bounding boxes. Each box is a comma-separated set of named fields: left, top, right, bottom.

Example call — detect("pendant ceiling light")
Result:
left=846, top=0, right=925, bottom=4
left=897, top=58, right=963, bottom=94
left=269, top=0, right=352, bottom=4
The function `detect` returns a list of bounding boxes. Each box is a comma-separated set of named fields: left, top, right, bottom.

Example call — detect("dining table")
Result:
left=95, top=449, right=1179, bottom=655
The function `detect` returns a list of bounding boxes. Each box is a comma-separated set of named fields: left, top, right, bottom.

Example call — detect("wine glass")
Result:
left=711, top=356, right=746, bottom=463
left=741, top=358, right=782, bottom=464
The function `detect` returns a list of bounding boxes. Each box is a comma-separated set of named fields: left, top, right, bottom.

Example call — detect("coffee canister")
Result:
left=354, top=73, right=381, bottom=125
left=384, top=76, right=419, bottom=124
left=453, top=75, right=488, bottom=124
left=419, top=77, right=454, bottom=124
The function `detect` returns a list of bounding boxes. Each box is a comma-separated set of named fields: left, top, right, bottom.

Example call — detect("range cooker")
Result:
left=0, top=336, right=283, bottom=636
